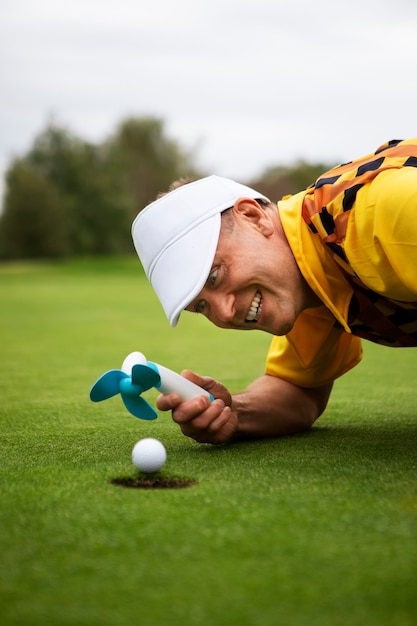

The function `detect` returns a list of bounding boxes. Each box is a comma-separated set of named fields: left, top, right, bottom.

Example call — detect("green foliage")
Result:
left=103, top=117, right=201, bottom=221
left=27, top=125, right=132, bottom=255
left=0, top=118, right=202, bottom=260
left=1, top=260, right=417, bottom=626
left=0, top=160, right=69, bottom=258
left=249, top=160, right=336, bottom=201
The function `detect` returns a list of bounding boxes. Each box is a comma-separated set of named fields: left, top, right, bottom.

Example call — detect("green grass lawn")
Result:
left=1, top=258, right=416, bottom=626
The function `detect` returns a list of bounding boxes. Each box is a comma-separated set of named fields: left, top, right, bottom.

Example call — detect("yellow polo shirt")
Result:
left=265, top=153, right=417, bottom=388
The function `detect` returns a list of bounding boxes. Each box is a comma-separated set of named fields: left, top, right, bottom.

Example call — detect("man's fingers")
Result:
left=172, top=397, right=222, bottom=426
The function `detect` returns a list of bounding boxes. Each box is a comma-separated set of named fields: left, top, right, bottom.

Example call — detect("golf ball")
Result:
left=132, top=438, right=167, bottom=473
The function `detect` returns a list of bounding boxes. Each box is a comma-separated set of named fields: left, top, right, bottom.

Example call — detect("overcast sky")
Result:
left=1, top=0, right=416, bottom=205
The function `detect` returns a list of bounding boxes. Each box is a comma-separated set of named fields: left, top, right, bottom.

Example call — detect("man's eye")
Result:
left=209, top=268, right=218, bottom=286
left=195, top=300, right=206, bottom=314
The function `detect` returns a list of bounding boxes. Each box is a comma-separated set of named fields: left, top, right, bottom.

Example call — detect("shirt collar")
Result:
left=278, top=192, right=353, bottom=333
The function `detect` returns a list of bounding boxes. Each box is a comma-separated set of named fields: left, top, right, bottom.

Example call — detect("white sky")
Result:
left=1, top=0, right=416, bottom=206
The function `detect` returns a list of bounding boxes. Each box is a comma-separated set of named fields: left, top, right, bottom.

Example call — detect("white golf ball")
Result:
left=132, top=438, right=167, bottom=473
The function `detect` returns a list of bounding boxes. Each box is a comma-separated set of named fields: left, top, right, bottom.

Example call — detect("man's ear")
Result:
left=232, top=198, right=274, bottom=236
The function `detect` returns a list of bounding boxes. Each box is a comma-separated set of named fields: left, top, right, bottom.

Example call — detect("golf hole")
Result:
left=111, top=476, right=197, bottom=490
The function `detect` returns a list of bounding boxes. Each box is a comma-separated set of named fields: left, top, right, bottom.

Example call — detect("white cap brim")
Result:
left=150, top=214, right=221, bottom=326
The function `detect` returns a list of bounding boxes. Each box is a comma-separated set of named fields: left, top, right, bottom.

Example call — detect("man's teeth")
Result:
left=246, top=291, right=262, bottom=322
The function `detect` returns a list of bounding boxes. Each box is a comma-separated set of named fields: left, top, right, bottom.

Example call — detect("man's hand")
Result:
left=155, top=370, right=238, bottom=444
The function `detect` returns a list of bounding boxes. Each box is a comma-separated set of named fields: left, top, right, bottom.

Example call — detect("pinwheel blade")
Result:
left=89, top=369, right=127, bottom=402
left=131, top=364, right=160, bottom=391
left=121, top=394, right=158, bottom=420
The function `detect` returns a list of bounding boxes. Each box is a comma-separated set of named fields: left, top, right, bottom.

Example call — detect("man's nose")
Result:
left=212, top=293, right=235, bottom=323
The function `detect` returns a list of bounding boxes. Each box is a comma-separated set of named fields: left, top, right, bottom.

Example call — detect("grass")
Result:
left=0, top=258, right=416, bottom=626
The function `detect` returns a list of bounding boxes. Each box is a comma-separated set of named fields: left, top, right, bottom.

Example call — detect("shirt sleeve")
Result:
left=265, top=306, right=363, bottom=387
left=346, top=166, right=417, bottom=300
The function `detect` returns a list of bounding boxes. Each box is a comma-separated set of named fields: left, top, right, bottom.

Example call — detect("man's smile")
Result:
left=245, top=290, right=263, bottom=323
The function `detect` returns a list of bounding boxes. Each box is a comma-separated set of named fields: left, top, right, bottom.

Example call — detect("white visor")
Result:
left=131, top=175, right=269, bottom=326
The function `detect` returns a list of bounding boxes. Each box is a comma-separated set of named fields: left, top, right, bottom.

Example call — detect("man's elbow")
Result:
left=297, top=382, right=333, bottom=431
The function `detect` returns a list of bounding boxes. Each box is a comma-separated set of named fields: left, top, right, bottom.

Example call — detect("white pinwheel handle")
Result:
left=149, top=362, right=214, bottom=402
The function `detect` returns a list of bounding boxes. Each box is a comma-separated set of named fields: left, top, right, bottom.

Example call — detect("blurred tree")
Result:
left=0, top=160, right=69, bottom=259
left=0, top=118, right=203, bottom=259
left=103, top=117, right=201, bottom=221
left=25, top=124, right=132, bottom=254
left=248, top=160, right=335, bottom=202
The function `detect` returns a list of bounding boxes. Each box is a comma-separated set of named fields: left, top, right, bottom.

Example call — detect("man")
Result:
left=132, top=138, right=417, bottom=444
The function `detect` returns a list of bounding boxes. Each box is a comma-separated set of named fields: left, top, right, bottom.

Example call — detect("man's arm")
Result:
left=232, top=374, right=332, bottom=439
left=155, top=371, right=333, bottom=444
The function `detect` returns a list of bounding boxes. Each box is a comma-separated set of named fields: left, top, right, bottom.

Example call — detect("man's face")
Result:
left=185, top=199, right=315, bottom=335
